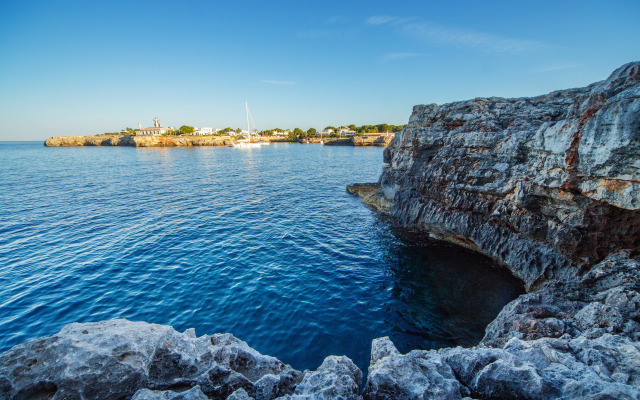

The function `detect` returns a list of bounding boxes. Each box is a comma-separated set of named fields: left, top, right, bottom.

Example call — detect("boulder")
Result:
left=276, top=356, right=362, bottom=400
left=0, top=320, right=301, bottom=400
left=132, top=386, right=209, bottom=400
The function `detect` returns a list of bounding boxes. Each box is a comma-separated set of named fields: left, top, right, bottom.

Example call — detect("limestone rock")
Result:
left=0, top=319, right=301, bottom=400
left=276, top=356, right=362, bottom=400
left=357, top=62, right=640, bottom=399
left=364, top=348, right=469, bottom=400
left=346, top=183, right=392, bottom=212
left=228, top=388, right=255, bottom=400
left=369, top=62, right=640, bottom=289
left=132, top=386, right=209, bottom=400
left=370, top=337, right=400, bottom=365
left=365, top=333, right=640, bottom=400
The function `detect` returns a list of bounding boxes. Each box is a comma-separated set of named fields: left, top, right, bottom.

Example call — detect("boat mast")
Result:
left=246, top=102, right=250, bottom=140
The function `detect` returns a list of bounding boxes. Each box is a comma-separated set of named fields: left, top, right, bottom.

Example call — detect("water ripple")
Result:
left=0, top=142, right=523, bottom=374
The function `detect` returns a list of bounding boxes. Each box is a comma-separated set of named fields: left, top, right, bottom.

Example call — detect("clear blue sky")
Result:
left=1, top=0, right=638, bottom=140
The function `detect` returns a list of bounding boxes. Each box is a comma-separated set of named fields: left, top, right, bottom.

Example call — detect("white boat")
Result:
left=233, top=102, right=261, bottom=148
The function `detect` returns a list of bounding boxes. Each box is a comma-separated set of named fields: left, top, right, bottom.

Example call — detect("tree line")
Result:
left=112, top=123, right=407, bottom=137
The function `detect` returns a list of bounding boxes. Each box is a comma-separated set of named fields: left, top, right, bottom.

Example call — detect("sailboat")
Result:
left=233, top=102, right=261, bottom=147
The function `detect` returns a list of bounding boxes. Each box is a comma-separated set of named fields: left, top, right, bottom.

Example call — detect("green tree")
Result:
left=306, top=128, right=316, bottom=137
left=291, top=128, right=303, bottom=139
left=178, top=125, right=195, bottom=135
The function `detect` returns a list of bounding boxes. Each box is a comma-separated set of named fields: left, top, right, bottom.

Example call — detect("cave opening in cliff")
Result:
left=380, top=225, right=526, bottom=353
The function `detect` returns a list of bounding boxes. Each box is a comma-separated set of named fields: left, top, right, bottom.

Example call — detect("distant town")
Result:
left=108, top=117, right=407, bottom=140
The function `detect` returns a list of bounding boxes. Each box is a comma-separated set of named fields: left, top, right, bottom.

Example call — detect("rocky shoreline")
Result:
left=3, top=62, right=639, bottom=399
left=323, top=135, right=393, bottom=147
left=45, top=135, right=244, bottom=147
left=43, top=135, right=393, bottom=148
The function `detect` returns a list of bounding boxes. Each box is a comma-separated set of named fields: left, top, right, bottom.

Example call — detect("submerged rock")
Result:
left=346, top=183, right=392, bottom=212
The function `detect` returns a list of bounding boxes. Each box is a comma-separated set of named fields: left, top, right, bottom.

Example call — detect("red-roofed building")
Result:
left=136, top=117, right=171, bottom=135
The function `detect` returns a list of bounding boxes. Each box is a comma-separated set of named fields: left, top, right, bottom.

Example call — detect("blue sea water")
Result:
left=0, top=141, right=523, bottom=373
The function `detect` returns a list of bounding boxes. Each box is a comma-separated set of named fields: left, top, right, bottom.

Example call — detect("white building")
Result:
left=136, top=117, right=170, bottom=135
left=194, top=127, right=213, bottom=136
left=338, top=127, right=356, bottom=136
left=271, top=129, right=289, bottom=136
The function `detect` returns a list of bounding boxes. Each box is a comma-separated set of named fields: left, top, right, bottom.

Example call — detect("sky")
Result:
left=0, top=0, right=638, bottom=140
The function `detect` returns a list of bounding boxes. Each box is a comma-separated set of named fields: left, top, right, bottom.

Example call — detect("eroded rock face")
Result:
left=355, top=62, right=640, bottom=399
left=0, top=320, right=307, bottom=400
left=371, top=62, right=640, bottom=289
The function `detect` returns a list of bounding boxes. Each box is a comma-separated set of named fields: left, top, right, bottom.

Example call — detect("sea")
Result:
left=0, top=141, right=523, bottom=373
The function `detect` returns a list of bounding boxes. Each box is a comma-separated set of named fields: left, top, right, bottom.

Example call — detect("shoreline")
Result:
left=44, top=134, right=393, bottom=147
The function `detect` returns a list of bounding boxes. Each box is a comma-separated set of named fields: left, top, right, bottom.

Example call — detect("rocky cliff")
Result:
left=353, top=62, right=640, bottom=398
left=3, top=63, right=639, bottom=399
left=369, top=61, right=640, bottom=290
left=44, top=135, right=234, bottom=147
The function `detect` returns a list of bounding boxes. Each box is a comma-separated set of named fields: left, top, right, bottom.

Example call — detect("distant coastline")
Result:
left=44, top=134, right=394, bottom=147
